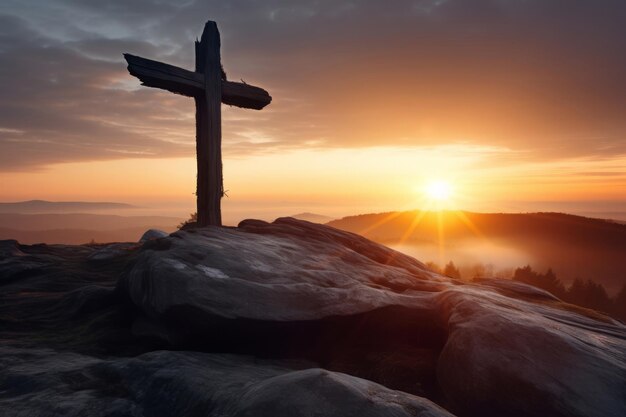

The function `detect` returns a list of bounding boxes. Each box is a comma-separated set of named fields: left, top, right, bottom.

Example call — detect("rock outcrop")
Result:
left=139, top=228, right=169, bottom=243
left=0, top=348, right=453, bottom=417
left=0, top=218, right=624, bottom=417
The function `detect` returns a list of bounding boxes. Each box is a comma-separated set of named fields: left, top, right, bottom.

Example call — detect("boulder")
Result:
left=0, top=347, right=454, bottom=417
left=119, top=218, right=447, bottom=322
left=1, top=218, right=624, bottom=417
left=139, top=229, right=169, bottom=243
left=118, top=218, right=626, bottom=417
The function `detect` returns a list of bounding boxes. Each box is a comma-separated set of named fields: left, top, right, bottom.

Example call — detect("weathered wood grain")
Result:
left=222, top=81, right=272, bottom=110
left=198, top=21, right=222, bottom=227
left=124, top=53, right=204, bottom=97
left=194, top=40, right=208, bottom=226
left=125, top=54, right=271, bottom=109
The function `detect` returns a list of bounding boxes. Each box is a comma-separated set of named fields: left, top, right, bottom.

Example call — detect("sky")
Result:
left=0, top=0, right=625, bottom=222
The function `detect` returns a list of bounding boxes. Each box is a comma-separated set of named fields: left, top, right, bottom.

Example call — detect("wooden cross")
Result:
left=123, top=21, right=271, bottom=227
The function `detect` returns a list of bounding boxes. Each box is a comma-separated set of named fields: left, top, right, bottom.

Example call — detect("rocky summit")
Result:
left=0, top=218, right=624, bottom=417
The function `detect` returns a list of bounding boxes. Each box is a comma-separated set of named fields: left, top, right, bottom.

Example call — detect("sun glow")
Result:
left=424, top=180, right=453, bottom=201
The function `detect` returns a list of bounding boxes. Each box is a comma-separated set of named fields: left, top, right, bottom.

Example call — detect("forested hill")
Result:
left=327, top=211, right=626, bottom=294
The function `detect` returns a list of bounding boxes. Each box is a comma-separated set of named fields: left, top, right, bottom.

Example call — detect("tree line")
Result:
left=425, top=261, right=626, bottom=322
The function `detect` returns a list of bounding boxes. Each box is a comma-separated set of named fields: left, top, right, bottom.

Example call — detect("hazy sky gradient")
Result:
left=0, top=0, right=624, bottom=220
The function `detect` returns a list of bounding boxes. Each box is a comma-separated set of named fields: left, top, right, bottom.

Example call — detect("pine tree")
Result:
left=612, top=284, right=626, bottom=321
left=543, top=268, right=566, bottom=298
left=443, top=261, right=461, bottom=279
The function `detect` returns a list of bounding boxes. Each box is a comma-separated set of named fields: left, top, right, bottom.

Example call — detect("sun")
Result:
left=424, top=180, right=453, bottom=201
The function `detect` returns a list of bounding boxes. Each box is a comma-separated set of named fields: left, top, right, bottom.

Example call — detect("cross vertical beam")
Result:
left=195, top=21, right=222, bottom=226
left=123, top=20, right=271, bottom=228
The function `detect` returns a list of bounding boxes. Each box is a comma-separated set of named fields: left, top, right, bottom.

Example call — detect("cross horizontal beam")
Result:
left=124, top=53, right=272, bottom=110
left=124, top=53, right=204, bottom=97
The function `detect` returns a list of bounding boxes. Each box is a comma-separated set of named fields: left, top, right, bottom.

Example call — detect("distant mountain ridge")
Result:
left=0, top=227, right=167, bottom=245
left=0, top=213, right=182, bottom=231
left=289, top=212, right=335, bottom=224
left=0, top=200, right=137, bottom=213
left=0, top=213, right=183, bottom=244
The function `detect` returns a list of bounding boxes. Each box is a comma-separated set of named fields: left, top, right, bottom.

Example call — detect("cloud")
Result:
left=0, top=0, right=625, bottom=171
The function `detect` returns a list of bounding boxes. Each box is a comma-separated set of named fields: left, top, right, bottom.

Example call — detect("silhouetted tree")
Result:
left=612, top=284, right=626, bottom=321
left=443, top=261, right=461, bottom=279
left=585, top=280, right=611, bottom=312
left=471, top=263, right=487, bottom=279
left=513, top=265, right=539, bottom=285
left=567, top=278, right=586, bottom=304
left=542, top=268, right=566, bottom=298
left=565, top=278, right=611, bottom=314
left=513, top=265, right=566, bottom=298
left=446, top=260, right=621, bottom=321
